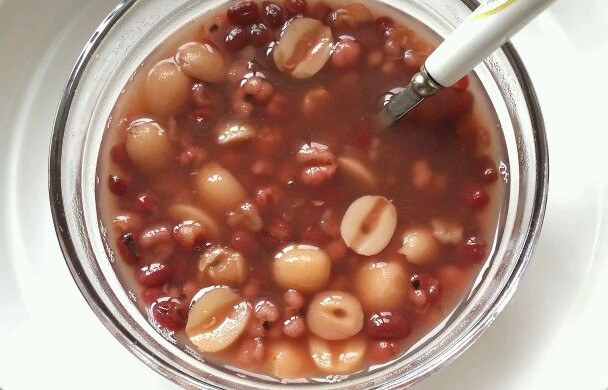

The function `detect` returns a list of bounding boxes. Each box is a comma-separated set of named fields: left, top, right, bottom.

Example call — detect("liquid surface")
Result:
left=97, top=0, right=504, bottom=382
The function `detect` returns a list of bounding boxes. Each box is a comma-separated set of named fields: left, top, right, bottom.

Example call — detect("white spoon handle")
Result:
left=425, top=0, right=557, bottom=87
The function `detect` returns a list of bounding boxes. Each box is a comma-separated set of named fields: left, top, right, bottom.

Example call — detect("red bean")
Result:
left=284, top=0, right=307, bottom=16
left=151, top=298, right=185, bottom=331
left=254, top=299, right=280, bottom=322
left=462, top=182, right=490, bottom=211
left=474, top=156, right=499, bottom=184
left=134, top=190, right=160, bottom=214
left=263, top=218, right=293, bottom=245
left=110, top=143, right=129, bottom=165
left=262, top=1, right=286, bottom=28
left=108, top=175, right=128, bottom=196
left=227, top=1, right=260, bottom=25
left=230, top=229, right=262, bottom=257
left=296, top=144, right=338, bottom=187
left=410, top=273, right=441, bottom=304
left=452, top=75, right=470, bottom=91
left=283, top=289, right=305, bottom=310
left=331, top=39, right=362, bottom=68
left=455, top=236, right=487, bottom=265
left=137, top=262, right=172, bottom=287
left=365, top=312, right=412, bottom=340
left=367, top=340, right=399, bottom=363
left=225, top=26, right=249, bottom=51
left=283, top=315, right=307, bottom=338
left=117, top=233, right=141, bottom=265
left=249, top=23, right=274, bottom=47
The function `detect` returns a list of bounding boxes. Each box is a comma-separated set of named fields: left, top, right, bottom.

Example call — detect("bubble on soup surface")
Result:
left=306, top=290, right=363, bottom=340
left=262, top=1, right=287, bottom=28
left=340, top=195, right=397, bottom=256
left=354, top=261, right=409, bottom=311
left=227, top=1, right=260, bottom=25
left=309, top=335, right=366, bottom=374
left=195, top=162, right=247, bottom=214
left=125, top=120, right=172, bottom=172
left=175, top=41, right=227, bottom=83
left=144, top=59, right=191, bottom=116
left=273, top=17, right=334, bottom=79
left=272, top=244, right=331, bottom=293
left=186, top=286, right=251, bottom=352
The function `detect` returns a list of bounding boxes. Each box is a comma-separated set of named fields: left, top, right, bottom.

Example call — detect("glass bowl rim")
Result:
left=48, top=0, right=549, bottom=388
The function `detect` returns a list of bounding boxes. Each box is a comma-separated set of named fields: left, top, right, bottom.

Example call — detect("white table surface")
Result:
left=1, top=0, right=607, bottom=389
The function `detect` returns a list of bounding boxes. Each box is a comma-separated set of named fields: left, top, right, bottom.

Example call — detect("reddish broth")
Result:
left=97, top=0, right=504, bottom=381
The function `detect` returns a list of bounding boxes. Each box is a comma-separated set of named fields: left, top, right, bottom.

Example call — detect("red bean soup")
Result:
left=97, top=0, right=505, bottom=382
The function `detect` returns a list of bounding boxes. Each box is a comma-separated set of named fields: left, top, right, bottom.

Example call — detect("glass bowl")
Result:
left=49, top=0, right=548, bottom=388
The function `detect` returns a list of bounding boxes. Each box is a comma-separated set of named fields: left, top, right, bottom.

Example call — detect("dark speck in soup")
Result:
left=96, top=0, right=505, bottom=382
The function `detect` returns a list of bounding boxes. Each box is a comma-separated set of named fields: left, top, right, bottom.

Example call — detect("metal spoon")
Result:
left=379, top=0, right=558, bottom=127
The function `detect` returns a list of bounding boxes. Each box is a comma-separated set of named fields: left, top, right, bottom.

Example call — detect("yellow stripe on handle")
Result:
left=473, top=0, right=520, bottom=19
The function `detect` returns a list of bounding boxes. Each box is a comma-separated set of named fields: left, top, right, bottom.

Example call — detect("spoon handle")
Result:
left=425, top=0, right=557, bottom=87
